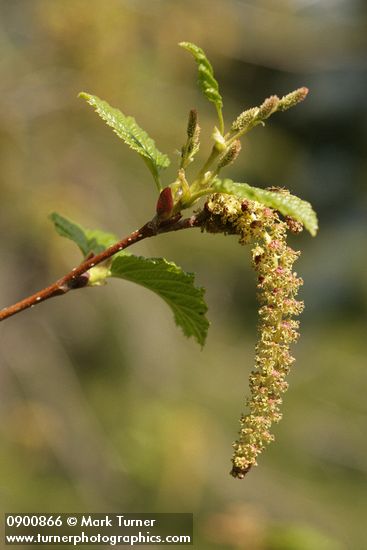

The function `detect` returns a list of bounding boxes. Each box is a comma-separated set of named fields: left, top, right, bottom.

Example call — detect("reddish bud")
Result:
left=156, top=187, right=174, bottom=219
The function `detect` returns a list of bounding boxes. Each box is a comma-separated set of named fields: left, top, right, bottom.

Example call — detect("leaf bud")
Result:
left=212, top=126, right=226, bottom=151
left=156, top=186, right=174, bottom=219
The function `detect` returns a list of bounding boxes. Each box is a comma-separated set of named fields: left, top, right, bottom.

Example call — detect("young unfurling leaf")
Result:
left=79, top=92, right=170, bottom=190
left=179, top=42, right=224, bottom=132
left=49, top=212, right=118, bottom=256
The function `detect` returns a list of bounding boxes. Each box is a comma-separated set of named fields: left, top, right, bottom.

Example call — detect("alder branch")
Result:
left=0, top=214, right=200, bottom=322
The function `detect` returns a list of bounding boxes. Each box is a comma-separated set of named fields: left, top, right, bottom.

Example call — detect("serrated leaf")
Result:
left=79, top=92, right=170, bottom=188
left=49, top=215, right=209, bottom=342
left=50, top=212, right=118, bottom=256
left=213, top=179, right=318, bottom=236
left=179, top=42, right=223, bottom=115
left=110, top=255, right=209, bottom=346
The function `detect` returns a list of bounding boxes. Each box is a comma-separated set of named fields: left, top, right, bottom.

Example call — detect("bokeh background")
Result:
left=0, top=1, right=366, bottom=548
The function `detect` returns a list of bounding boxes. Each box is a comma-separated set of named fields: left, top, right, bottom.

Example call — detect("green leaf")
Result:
left=49, top=214, right=209, bottom=343
left=50, top=214, right=209, bottom=343
left=84, top=228, right=119, bottom=255
left=110, top=255, right=209, bottom=346
left=213, top=179, right=318, bottom=236
left=50, top=212, right=118, bottom=256
left=179, top=42, right=223, bottom=131
left=79, top=92, right=170, bottom=189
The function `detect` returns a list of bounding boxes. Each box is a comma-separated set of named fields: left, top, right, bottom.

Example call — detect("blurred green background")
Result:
left=0, top=1, right=366, bottom=548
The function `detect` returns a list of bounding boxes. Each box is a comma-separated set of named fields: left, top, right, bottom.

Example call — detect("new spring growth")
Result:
left=199, top=193, right=304, bottom=478
left=231, top=87, right=309, bottom=134
left=257, top=95, right=280, bottom=120
left=156, top=169, right=195, bottom=221
left=278, top=87, right=309, bottom=111
left=218, top=140, right=242, bottom=170
left=71, top=46, right=314, bottom=479
left=1, top=42, right=317, bottom=481
left=181, top=109, right=200, bottom=169
left=231, top=107, right=259, bottom=132
left=156, top=187, right=174, bottom=220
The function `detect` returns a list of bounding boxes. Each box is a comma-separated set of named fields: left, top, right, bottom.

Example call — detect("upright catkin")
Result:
left=200, top=193, right=304, bottom=478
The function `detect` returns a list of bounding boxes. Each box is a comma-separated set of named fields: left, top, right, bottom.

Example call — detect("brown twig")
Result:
left=0, top=214, right=200, bottom=322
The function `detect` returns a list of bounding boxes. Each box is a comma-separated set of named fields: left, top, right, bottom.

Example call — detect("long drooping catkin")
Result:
left=200, top=193, right=303, bottom=478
